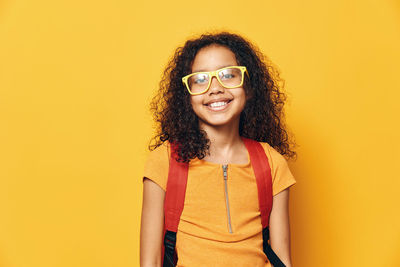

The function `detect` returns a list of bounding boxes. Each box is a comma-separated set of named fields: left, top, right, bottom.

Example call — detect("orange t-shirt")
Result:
left=143, top=141, right=296, bottom=267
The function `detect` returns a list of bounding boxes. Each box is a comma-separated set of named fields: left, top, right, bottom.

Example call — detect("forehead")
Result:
left=191, top=45, right=238, bottom=73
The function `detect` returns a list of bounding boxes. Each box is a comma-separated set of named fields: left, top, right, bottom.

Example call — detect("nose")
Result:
left=208, top=76, right=224, bottom=95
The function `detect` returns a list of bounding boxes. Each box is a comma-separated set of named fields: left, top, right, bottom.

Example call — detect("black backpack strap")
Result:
left=163, top=230, right=177, bottom=267
left=263, top=227, right=286, bottom=267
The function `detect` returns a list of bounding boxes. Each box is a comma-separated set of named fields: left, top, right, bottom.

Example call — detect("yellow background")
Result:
left=1, top=0, right=399, bottom=266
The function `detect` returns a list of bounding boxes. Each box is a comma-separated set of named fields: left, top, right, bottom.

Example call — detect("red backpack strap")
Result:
left=242, top=137, right=286, bottom=267
left=162, top=142, right=189, bottom=267
left=164, top=142, right=189, bottom=231
left=241, top=137, right=273, bottom=228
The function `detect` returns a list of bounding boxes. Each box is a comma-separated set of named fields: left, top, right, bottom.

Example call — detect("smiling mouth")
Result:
left=205, top=100, right=232, bottom=111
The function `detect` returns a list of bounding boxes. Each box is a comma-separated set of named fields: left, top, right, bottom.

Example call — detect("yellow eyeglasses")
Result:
left=182, top=66, right=248, bottom=95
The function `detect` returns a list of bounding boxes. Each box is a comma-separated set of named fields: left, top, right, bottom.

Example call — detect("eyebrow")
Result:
left=192, top=64, right=237, bottom=73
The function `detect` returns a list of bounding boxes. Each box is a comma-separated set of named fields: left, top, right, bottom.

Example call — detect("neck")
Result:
left=199, top=119, right=242, bottom=158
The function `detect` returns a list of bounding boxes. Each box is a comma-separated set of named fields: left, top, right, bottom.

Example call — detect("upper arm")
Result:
left=269, top=188, right=292, bottom=267
left=140, top=177, right=165, bottom=267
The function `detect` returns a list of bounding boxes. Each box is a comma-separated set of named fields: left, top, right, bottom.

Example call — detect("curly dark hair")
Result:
left=149, top=31, right=297, bottom=162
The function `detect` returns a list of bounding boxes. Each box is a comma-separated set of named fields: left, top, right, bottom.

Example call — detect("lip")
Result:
left=204, top=98, right=232, bottom=112
left=204, top=98, right=232, bottom=106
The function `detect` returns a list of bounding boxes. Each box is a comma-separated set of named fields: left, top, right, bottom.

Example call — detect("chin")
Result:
left=199, top=115, right=239, bottom=128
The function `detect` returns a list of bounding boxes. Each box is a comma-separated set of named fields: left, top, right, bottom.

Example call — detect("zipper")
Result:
left=222, top=164, right=233, bottom=233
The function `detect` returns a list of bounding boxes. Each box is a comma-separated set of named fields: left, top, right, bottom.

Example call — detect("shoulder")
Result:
left=146, top=141, right=171, bottom=163
left=143, top=141, right=171, bottom=191
left=258, top=141, right=297, bottom=196
left=258, top=142, right=288, bottom=169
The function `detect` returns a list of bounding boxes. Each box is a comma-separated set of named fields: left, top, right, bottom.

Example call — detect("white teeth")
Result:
left=209, top=101, right=227, bottom=108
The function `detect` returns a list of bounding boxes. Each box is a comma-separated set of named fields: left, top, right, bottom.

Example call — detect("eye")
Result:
left=219, top=70, right=235, bottom=79
left=193, top=74, right=208, bottom=84
left=223, top=73, right=234, bottom=79
left=194, top=78, right=207, bottom=84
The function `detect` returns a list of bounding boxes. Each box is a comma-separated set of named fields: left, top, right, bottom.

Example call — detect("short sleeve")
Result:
left=143, top=142, right=170, bottom=191
left=262, top=143, right=297, bottom=196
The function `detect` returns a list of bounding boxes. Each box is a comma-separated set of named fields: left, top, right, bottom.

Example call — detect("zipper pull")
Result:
left=222, top=164, right=228, bottom=180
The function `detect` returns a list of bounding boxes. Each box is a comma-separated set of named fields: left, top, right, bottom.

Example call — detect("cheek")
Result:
left=190, top=96, right=203, bottom=114
left=236, top=91, right=248, bottom=110
left=239, top=100, right=247, bottom=114
left=189, top=97, right=196, bottom=109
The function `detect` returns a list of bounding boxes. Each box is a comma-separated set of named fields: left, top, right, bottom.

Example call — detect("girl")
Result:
left=140, top=32, right=297, bottom=267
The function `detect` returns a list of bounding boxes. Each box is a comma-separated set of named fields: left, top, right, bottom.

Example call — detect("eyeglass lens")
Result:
left=188, top=67, right=243, bottom=94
